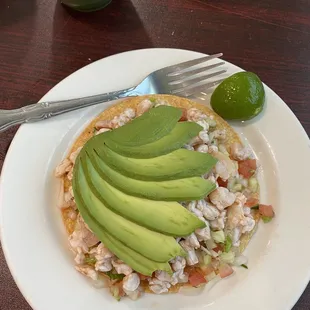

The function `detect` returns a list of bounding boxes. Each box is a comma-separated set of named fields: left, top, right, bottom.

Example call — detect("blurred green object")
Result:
left=61, top=0, right=112, bottom=12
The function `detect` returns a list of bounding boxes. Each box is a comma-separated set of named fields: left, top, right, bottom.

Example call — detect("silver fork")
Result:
left=0, top=53, right=226, bottom=132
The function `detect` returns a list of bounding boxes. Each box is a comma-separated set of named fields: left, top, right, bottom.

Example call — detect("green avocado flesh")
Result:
left=103, top=121, right=202, bottom=158
left=72, top=105, right=217, bottom=275
left=105, top=105, right=182, bottom=146
left=77, top=159, right=186, bottom=262
left=95, top=145, right=217, bottom=181
left=80, top=155, right=205, bottom=236
left=72, top=169, right=172, bottom=276
left=87, top=150, right=216, bottom=201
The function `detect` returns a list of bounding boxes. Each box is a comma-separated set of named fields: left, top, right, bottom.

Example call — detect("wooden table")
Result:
left=0, top=0, right=309, bottom=309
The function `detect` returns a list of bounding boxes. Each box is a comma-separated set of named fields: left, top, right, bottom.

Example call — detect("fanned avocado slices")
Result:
left=76, top=158, right=186, bottom=262
left=94, top=145, right=217, bottom=181
left=105, top=105, right=182, bottom=146
left=102, top=121, right=202, bottom=158
left=80, top=153, right=205, bottom=236
left=72, top=165, right=173, bottom=276
left=72, top=105, right=217, bottom=274
left=88, top=149, right=216, bottom=201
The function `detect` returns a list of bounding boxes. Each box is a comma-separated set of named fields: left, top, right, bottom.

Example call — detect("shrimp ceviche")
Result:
left=55, top=95, right=275, bottom=301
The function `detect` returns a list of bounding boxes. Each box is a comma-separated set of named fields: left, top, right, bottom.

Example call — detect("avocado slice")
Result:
left=72, top=166, right=173, bottom=276
left=103, top=121, right=202, bottom=158
left=105, top=105, right=182, bottom=146
left=80, top=155, right=205, bottom=236
left=77, top=157, right=186, bottom=262
left=95, top=145, right=217, bottom=181
left=87, top=149, right=216, bottom=201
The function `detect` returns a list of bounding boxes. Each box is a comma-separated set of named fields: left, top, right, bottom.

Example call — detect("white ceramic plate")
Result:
left=1, top=49, right=310, bottom=310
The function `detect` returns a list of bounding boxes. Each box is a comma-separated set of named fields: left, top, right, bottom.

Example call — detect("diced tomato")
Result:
left=217, top=177, right=228, bottom=188
left=238, top=159, right=257, bottom=179
left=259, top=204, right=275, bottom=217
left=188, top=272, right=207, bottom=287
left=213, top=244, right=223, bottom=253
left=218, top=264, right=234, bottom=279
left=179, top=108, right=188, bottom=121
left=245, top=197, right=260, bottom=207
left=200, top=265, right=214, bottom=276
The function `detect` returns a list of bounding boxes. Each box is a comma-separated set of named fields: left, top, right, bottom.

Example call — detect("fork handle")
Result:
left=0, top=86, right=137, bottom=132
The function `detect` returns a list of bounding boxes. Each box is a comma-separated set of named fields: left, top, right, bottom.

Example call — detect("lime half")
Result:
left=210, top=72, right=265, bottom=120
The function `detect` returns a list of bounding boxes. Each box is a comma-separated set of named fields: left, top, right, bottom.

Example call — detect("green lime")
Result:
left=210, top=72, right=265, bottom=120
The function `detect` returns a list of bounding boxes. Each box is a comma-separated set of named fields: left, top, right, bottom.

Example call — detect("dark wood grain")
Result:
left=0, top=0, right=309, bottom=309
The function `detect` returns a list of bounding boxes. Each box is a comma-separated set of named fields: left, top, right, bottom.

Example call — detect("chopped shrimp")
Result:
left=74, top=249, right=85, bottom=264
left=69, top=215, right=99, bottom=257
left=95, top=119, right=114, bottom=130
left=209, top=187, right=236, bottom=211
left=123, top=273, right=140, bottom=294
left=232, top=227, right=242, bottom=246
left=187, top=201, right=203, bottom=218
left=67, top=209, right=77, bottom=220
left=198, top=131, right=210, bottom=144
left=148, top=278, right=171, bottom=294
left=183, top=144, right=194, bottom=151
left=240, top=217, right=256, bottom=233
left=96, top=128, right=111, bottom=135
left=243, top=206, right=251, bottom=216
left=189, top=136, right=203, bottom=146
left=170, top=257, right=188, bottom=285
left=196, top=120, right=209, bottom=131
left=212, top=151, right=238, bottom=180
left=230, top=143, right=252, bottom=161
left=186, top=108, right=207, bottom=122
left=112, top=259, right=133, bottom=276
left=69, top=147, right=82, bottom=164
left=179, top=240, right=199, bottom=266
left=215, top=160, right=230, bottom=180
left=184, top=233, right=200, bottom=249
left=171, top=256, right=186, bottom=272
left=123, top=108, right=135, bottom=119
left=67, top=167, right=74, bottom=181
left=90, top=243, right=114, bottom=272
left=172, top=269, right=188, bottom=285
left=235, top=192, right=247, bottom=206
left=92, top=243, right=114, bottom=260
left=185, top=249, right=199, bottom=266
left=75, top=265, right=98, bottom=281
left=110, top=109, right=135, bottom=128
left=155, top=270, right=172, bottom=282
left=209, top=130, right=226, bottom=142
left=55, top=158, right=72, bottom=178
left=136, top=99, right=154, bottom=116
left=210, top=211, right=226, bottom=230
left=196, top=144, right=209, bottom=153
left=226, top=203, right=245, bottom=230
left=208, top=145, right=219, bottom=154
left=201, top=203, right=220, bottom=220
left=95, top=260, right=113, bottom=272
left=195, top=217, right=211, bottom=241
